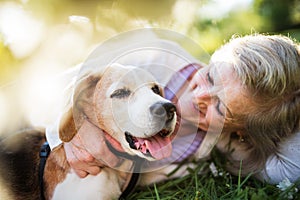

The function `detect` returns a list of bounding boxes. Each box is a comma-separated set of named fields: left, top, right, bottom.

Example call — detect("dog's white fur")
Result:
left=52, top=163, right=133, bottom=199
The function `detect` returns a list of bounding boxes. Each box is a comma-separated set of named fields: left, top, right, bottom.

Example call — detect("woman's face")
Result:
left=178, top=63, right=250, bottom=133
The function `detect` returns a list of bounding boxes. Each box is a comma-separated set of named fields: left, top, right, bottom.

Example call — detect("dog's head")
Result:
left=59, top=63, right=177, bottom=161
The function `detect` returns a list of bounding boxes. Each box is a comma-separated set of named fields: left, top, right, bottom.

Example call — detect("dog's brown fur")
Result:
left=0, top=129, right=45, bottom=200
left=44, top=143, right=69, bottom=199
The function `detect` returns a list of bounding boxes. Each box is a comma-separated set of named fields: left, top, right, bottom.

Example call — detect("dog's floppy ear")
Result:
left=59, top=107, right=77, bottom=142
left=58, top=75, right=101, bottom=142
left=73, top=73, right=102, bottom=123
left=58, top=64, right=108, bottom=142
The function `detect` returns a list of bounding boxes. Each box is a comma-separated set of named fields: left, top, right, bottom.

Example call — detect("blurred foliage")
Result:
left=0, top=0, right=299, bottom=85
left=193, top=0, right=300, bottom=53
left=254, top=0, right=300, bottom=31
left=0, top=0, right=299, bottom=197
left=193, top=7, right=263, bottom=52
left=22, top=0, right=178, bottom=29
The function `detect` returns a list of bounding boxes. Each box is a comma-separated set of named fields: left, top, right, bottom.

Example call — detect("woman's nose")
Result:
left=193, top=85, right=212, bottom=102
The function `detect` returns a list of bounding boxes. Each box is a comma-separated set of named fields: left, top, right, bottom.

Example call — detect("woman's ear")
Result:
left=59, top=108, right=77, bottom=142
left=229, top=130, right=245, bottom=143
left=236, top=130, right=245, bottom=143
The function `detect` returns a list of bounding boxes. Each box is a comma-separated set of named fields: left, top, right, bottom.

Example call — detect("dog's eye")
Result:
left=110, top=88, right=131, bottom=98
left=151, top=85, right=161, bottom=95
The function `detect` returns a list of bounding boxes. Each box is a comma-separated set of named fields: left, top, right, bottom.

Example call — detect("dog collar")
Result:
left=39, top=141, right=51, bottom=200
left=106, top=141, right=144, bottom=199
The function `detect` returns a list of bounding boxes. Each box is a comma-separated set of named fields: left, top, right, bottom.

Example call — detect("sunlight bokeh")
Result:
left=0, top=0, right=299, bottom=133
left=0, top=3, right=45, bottom=59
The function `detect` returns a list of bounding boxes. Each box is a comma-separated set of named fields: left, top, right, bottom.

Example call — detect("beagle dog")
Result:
left=0, top=64, right=180, bottom=200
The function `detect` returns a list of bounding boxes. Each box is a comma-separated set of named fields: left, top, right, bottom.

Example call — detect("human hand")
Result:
left=64, top=120, right=123, bottom=178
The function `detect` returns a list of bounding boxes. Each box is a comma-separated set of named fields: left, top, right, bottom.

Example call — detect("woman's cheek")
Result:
left=205, top=106, right=226, bottom=132
left=205, top=106, right=214, bottom=124
left=178, top=99, right=200, bottom=126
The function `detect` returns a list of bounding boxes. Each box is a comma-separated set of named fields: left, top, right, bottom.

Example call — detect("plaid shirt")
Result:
left=143, top=63, right=206, bottom=170
left=164, top=63, right=206, bottom=163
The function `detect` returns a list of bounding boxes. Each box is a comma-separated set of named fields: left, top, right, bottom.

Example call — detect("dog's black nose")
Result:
left=150, top=102, right=176, bottom=121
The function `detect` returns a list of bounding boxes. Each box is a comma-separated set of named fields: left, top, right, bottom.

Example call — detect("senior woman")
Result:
left=210, top=34, right=300, bottom=184
left=47, top=32, right=300, bottom=185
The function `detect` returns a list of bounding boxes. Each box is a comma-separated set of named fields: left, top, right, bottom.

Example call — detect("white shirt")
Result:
left=255, top=130, right=300, bottom=184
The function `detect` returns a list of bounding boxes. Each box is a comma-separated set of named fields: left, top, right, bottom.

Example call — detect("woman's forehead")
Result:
left=210, top=63, right=234, bottom=80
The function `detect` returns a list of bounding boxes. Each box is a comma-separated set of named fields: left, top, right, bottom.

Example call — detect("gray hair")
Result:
left=213, top=34, right=300, bottom=174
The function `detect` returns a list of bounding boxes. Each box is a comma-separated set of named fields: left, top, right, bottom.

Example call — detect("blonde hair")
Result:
left=212, top=34, right=300, bottom=174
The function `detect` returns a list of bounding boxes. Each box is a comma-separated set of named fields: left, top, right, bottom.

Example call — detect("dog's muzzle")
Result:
left=150, top=102, right=176, bottom=129
left=125, top=101, right=176, bottom=160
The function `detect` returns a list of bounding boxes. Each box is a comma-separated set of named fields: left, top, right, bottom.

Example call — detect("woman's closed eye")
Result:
left=215, top=98, right=225, bottom=117
left=207, top=71, right=227, bottom=117
left=207, top=71, right=214, bottom=85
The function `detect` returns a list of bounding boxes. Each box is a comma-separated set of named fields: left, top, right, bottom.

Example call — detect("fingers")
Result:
left=64, top=119, right=124, bottom=178
left=64, top=142, right=87, bottom=177
left=75, top=170, right=88, bottom=178
left=77, top=120, right=123, bottom=168
left=64, top=141, right=102, bottom=178
left=85, top=134, right=122, bottom=168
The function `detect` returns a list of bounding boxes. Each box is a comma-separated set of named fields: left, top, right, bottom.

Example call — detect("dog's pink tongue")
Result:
left=138, top=135, right=172, bottom=160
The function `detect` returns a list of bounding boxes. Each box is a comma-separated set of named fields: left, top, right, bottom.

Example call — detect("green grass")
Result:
left=128, top=150, right=300, bottom=200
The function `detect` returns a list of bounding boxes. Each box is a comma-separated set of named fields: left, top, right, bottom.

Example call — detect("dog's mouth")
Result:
left=125, top=129, right=173, bottom=160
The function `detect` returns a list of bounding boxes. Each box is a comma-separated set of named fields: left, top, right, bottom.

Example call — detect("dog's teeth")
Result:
left=135, top=142, right=140, bottom=149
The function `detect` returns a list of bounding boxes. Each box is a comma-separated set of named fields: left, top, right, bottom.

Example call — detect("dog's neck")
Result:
left=42, top=144, right=138, bottom=199
left=43, top=144, right=69, bottom=199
